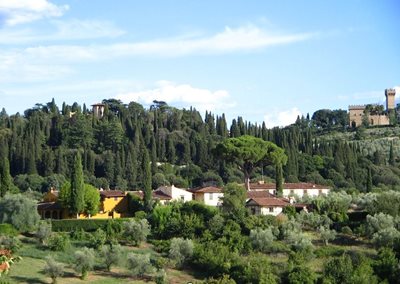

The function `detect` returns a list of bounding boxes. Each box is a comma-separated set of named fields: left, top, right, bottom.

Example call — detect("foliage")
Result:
left=51, top=218, right=129, bottom=232
left=73, top=247, right=95, bottom=280
left=319, top=226, right=337, bottom=245
left=169, top=238, right=194, bottom=267
left=70, top=152, right=85, bottom=216
left=0, top=236, right=21, bottom=253
left=122, top=219, right=150, bottom=246
left=89, top=228, right=106, bottom=249
left=373, top=247, right=399, bottom=283
left=221, top=183, right=247, bottom=223
left=230, top=253, right=278, bottom=284
left=35, top=221, right=52, bottom=245
left=0, top=194, right=40, bottom=232
left=287, top=265, right=316, bottom=284
left=43, top=256, right=64, bottom=284
left=47, top=234, right=70, bottom=251
left=99, top=244, right=123, bottom=271
left=0, top=224, right=18, bottom=237
left=249, top=227, right=275, bottom=253
left=214, top=135, right=287, bottom=189
left=126, top=253, right=154, bottom=277
left=83, top=184, right=100, bottom=216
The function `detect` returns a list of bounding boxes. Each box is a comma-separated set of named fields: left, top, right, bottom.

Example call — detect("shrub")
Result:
left=249, top=227, right=275, bottom=253
left=169, top=238, right=194, bottom=268
left=122, top=219, right=150, bottom=246
left=89, top=228, right=106, bottom=249
left=286, top=231, right=313, bottom=255
left=319, top=226, right=337, bottom=246
left=365, top=213, right=394, bottom=237
left=230, top=253, right=277, bottom=284
left=99, top=244, right=123, bottom=271
left=372, top=227, right=400, bottom=248
left=153, top=269, right=168, bottom=284
left=287, top=265, right=316, bottom=284
left=203, top=275, right=237, bottom=284
left=43, top=256, right=64, bottom=284
left=0, top=194, right=40, bottom=232
left=126, top=253, right=154, bottom=277
left=47, top=234, right=70, bottom=251
left=36, top=221, right=52, bottom=245
left=0, top=236, right=21, bottom=253
left=341, top=226, right=353, bottom=235
left=73, top=247, right=95, bottom=280
left=51, top=218, right=130, bottom=232
left=0, top=224, right=18, bottom=237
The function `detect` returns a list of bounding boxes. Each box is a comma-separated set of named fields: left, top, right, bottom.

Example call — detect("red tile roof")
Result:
left=247, top=190, right=276, bottom=199
left=129, top=190, right=172, bottom=200
left=249, top=182, right=330, bottom=190
left=99, top=190, right=126, bottom=198
left=189, top=186, right=222, bottom=193
left=246, top=197, right=290, bottom=207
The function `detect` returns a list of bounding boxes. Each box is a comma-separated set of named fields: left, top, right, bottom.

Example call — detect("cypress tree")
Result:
left=0, top=157, right=12, bottom=197
left=276, top=163, right=284, bottom=197
left=366, top=167, right=373, bottom=192
left=71, top=151, right=85, bottom=217
left=389, top=142, right=395, bottom=166
left=142, top=147, right=152, bottom=212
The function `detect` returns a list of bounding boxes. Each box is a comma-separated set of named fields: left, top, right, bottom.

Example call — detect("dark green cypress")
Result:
left=276, top=163, right=284, bottom=197
left=142, top=146, right=152, bottom=212
left=71, top=151, right=85, bottom=217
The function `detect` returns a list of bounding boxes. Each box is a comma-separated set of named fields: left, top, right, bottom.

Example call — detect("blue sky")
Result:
left=0, top=0, right=399, bottom=127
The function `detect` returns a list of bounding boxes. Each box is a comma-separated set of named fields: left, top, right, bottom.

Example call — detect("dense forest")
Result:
left=2, top=99, right=400, bottom=283
left=0, top=98, right=399, bottom=195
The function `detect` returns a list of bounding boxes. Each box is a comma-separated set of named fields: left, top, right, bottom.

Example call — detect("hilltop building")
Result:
left=349, top=88, right=396, bottom=127
left=92, top=103, right=105, bottom=118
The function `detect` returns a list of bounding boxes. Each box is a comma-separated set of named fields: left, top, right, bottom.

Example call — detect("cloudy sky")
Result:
left=0, top=0, right=399, bottom=127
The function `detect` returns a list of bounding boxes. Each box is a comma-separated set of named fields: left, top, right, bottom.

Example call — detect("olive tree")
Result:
left=169, top=238, right=194, bottom=267
left=44, top=256, right=64, bottom=284
left=122, top=219, right=151, bottom=246
left=0, top=194, right=40, bottom=232
left=250, top=227, right=275, bottom=253
left=73, top=247, right=95, bottom=280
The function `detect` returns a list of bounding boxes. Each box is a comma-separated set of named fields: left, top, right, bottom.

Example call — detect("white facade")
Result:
left=283, top=188, right=329, bottom=198
left=202, top=192, right=224, bottom=206
left=157, top=185, right=193, bottom=202
left=248, top=204, right=284, bottom=216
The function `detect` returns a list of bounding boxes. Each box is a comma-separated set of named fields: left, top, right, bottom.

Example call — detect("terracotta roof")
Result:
left=129, top=190, right=172, bottom=200
left=246, top=197, right=290, bottom=207
left=247, top=190, right=276, bottom=199
left=189, top=186, right=222, bottom=193
left=37, top=202, right=63, bottom=210
left=249, top=182, right=330, bottom=190
left=99, top=190, right=126, bottom=198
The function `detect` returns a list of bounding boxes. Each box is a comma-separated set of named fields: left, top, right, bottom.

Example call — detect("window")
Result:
left=180, top=195, right=185, bottom=201
left=209, top=193, right=213, bottom=200
left=268, top=207, right=273, bottom=212
left=114, top=197, right=118, bottom=201
left=290, top=189, right=294, bottom=194
left=303, top=189, right=307, bottom=195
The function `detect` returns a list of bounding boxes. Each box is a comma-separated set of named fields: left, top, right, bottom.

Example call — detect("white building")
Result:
left=190, top=186, right=223, bottom=206
left=249, top=182, right=330, bottom=198
left=246, top=197, right=290, bottom=216
left=155, top=185, right=193, bottom=203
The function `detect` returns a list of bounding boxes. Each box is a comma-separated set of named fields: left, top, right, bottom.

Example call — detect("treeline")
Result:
left=0, top=99, right=399, bottom=194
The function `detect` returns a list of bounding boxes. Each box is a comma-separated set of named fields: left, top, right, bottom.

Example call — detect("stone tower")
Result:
left=92, top=103, right=105, bottom=118
left=385, top=88, right=396, bottom=111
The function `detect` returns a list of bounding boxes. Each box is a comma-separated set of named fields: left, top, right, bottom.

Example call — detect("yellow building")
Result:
left=38, top=189, right=130, bottom=219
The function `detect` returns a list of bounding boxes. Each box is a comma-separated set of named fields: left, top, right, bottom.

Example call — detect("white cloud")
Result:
left=106, top=25, right=315, bottom=57
left=264, top=108, right=302, bottom=128
left=0, top=0, right=68, bottom=26
left=116, top=81, right=235, bottom=113
left=0, top=19, right=125, bottom=44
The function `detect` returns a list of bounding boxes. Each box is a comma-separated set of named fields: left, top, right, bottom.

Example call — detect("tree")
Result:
left=319, top=226, right=336, bottom=245
left=0, top=157, right=13, bottom=197
left=84, top=184, right=100, bottom=216
left=249, top=227, right=275, bottom=253
left=99, top=244, right=123, bottom=271
left=122, top=219, right=151, bottom=246
left=214, top=135, right=287, bottom=190
left=169, top=238, right=194, bottom=268
left=70, top=152, right=85, bottom=217
left=287, top=265, right=316, bottom=284
left=44, top=256, right=64, bottom=284
left=0, top=194, right=40, bottom=232
left=126, top=253, right=154, bottom=277
left=221, top=183, right=247, bottom=223
left=73, top=247, right=95, bottom=280
left=142, top=147, right=153, bottom=212
left=373, top=247, right=399, bottom=283
left=36, top=221, right=52, bottom=245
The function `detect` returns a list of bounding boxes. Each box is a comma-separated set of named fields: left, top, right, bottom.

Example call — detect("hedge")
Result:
left=0, top=224, right=18, bottom=236
left=51, top=218, right=132, bottom=232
